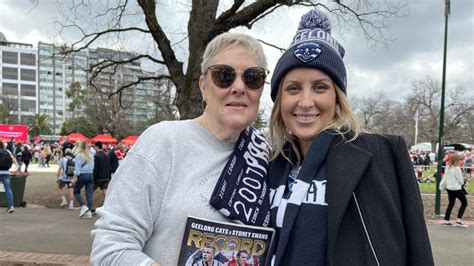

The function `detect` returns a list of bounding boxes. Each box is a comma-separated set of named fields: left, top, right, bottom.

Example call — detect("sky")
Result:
left=0, top=0, right=473, bottom=116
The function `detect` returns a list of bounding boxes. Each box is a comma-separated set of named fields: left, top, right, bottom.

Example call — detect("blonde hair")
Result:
left=74, top=141, right=92, bottom=163
left=269, top=83, right=366, bottom=167
left=448, top=154, right=461, bottom=167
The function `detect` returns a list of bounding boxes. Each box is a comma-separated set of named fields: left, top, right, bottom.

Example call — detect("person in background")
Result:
left=39, top=148, right=47, bottom=167
left=44, top=143, right=52, bottom=167
left=6, top=137, right=14, bottom=153
left=443, top=154, right=469, bottom=227
left=62, top=137, right=75, bottom=155
left=13, top=143, right=23, bottom=172
left=56, top=148, right=75, bottom=209
left=93, top=141, right=112, bottom=198
left=21, top=145, right=32, bottom=173
left=89, top=143, right=96, bottom=157
left=463, top=151, right=472, bottom=179
left=91, top=32, right=268, bottom=265
left=115, top=144, right=125, bottom=164
left=0, top=140, right=18, bottom=213
left=107, top=145, right=119, bottom=176
left=72, top=141, right=95, bottom=219
left=267, top=9, right=433, bottom=265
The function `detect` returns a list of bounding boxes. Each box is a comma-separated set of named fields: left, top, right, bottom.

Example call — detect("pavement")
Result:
left=0, top=165, right=473, bottom=265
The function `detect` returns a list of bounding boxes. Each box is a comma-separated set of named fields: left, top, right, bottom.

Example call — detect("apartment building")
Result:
left=0, top=32, right=38, bottom=124
left=2, top=33, right=167, bottom=133
left=37, top=42, right=89, bottom=133
left=88, top=48, right=164, bottom=124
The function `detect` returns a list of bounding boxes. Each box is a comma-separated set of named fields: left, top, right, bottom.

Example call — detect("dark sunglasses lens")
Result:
left=211, top=66, right=235, bottom=88
left=243, top=68, right=266, bottom=89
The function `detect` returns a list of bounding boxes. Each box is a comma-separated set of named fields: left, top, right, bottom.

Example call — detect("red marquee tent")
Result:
left=66, top=133, right=90, bottom=143
left=91, top=134, right=117, bottom=144
left=120, top=135, right=139, bottom=146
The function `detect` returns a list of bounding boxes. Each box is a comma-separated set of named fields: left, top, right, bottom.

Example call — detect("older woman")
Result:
left=267, top=10, right=433, bottom=265
left=91, top=33, right=268, bottom=265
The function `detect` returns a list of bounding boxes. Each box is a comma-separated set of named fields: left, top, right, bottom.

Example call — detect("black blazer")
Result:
left=268, top=133, right=434, bottom=265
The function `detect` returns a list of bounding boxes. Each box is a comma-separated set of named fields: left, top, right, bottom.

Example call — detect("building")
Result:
left=2, top=33, right=168, bottom=134
left=37, top=42, right=89, bottom=133
left=87, top=48, right=167, bottom=126
left=0, top=32, right=38, bottom=124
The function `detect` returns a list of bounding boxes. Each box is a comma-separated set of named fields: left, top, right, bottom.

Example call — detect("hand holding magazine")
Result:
left=178, top=216, right=275, bottom=266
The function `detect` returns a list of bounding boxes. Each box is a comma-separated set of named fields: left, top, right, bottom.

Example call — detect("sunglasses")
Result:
left=206, top=64, right=268, bottom=90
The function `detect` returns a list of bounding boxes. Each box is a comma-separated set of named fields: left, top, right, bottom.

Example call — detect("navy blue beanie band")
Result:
left=271, top=10, right=347, bottom=102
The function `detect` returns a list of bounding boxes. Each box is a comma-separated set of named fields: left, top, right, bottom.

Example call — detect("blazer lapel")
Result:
left=326, top=138, right=372, bottom=259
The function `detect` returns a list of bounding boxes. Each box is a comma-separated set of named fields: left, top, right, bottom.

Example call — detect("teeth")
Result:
left=296, top=115, right=318, bottom=121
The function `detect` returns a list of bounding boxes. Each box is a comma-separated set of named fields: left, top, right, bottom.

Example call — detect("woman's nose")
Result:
left=230, top=74, right=246, bottom=94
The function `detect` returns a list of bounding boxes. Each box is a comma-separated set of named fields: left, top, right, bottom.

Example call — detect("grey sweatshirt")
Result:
left=91, top=120, right=235, bottom=265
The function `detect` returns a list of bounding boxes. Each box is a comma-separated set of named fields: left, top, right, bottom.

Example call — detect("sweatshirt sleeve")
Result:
left=90, top=150, right=165, bottom=265
left=392, top=136, right=434, bottom=265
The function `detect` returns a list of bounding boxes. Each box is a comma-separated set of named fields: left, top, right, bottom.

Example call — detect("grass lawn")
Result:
left=418, top=181, right=472, bottom=194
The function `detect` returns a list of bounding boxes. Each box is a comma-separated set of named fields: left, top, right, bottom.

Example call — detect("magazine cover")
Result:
left=178, top=216, right=275, bottom=266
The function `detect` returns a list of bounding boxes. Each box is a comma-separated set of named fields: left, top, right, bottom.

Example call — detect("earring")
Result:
left=201, top=99, right=208, bottom=112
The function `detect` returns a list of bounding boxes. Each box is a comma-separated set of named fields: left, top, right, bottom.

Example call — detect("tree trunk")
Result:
left=176, top=0, right=219, bottom=119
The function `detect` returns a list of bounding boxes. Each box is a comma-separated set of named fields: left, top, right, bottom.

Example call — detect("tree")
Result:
left=27, top=113, right=53, bottom=137
left=83, top=76, right=134, bottom=137
left=60, top=116, right=98, bottom=137
left=56, top=0, right=404, bottom=119
left=406, top=76, right=473, bottom=150
left=146, top=79, right=179, bottom=124
left=0, top=96, right=18, bottom=124
left=351, top=76, right=473, bottom=149
left=65, top=81, right=86, bottom=119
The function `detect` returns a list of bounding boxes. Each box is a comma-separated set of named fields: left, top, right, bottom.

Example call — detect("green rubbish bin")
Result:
left=0, top=174, right=28, bottom=207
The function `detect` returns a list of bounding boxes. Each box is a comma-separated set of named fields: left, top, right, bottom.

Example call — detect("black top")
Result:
left=93, top=150, right=111, bottom=180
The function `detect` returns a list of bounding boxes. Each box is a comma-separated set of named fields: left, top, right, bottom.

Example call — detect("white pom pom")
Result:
left=297, top=9, right=331, bottom=33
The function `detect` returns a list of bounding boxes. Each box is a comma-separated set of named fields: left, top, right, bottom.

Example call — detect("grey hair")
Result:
left=201, top=32, right=267, bottom=74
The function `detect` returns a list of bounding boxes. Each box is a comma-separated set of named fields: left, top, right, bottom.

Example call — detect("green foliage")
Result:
left=27, top=114, right=53, bottom=137
left=0, top=105, right=10, bottom=123
left=60, top=116, right=98, bottom=138
left=66, top=82, right=86, bottom=118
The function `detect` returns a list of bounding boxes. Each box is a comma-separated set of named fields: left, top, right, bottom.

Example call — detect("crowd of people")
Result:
left=0, top=136, right=130, bottom=217
left=410, top=149, right=473, bottom=184
left=54, top=138, right=127, bottom=219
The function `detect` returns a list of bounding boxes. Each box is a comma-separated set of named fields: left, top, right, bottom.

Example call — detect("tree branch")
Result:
left=215, top=0, right=245, bottom=24
left=64, top=27, right=150, bottom=54
left=257, top=38, right=286, bottom=53
left=137, top=0, right=185, bottom=87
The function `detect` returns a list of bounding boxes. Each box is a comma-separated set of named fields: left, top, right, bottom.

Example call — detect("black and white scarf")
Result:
left=209, top=127, right=271, bottom=227
left=269, top=131, right=334, bottom=265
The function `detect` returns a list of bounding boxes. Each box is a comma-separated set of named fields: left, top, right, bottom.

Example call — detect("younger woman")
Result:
left=267, top=9, right=433, bottom=265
